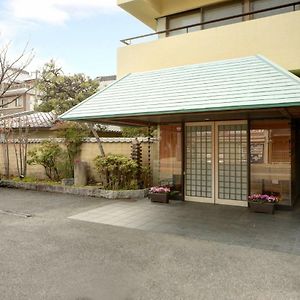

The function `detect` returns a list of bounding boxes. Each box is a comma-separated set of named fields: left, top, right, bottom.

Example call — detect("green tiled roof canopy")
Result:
left=60, top=56, right=300, bottom=122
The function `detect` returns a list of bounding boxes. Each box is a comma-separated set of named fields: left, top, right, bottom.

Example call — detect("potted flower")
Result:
left=248, top=193, right=280, bottom=214
left=149, top=186, right=171, bottom=203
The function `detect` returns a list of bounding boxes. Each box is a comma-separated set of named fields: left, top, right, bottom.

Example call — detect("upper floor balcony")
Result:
left=117, top=1, right=300, bottom=77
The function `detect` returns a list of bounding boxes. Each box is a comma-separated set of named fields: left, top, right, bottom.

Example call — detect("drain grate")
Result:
left=0, top=209, right=32, bottom=218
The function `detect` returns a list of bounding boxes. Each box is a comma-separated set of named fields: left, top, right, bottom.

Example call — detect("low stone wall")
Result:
left=0, top=180, right=148, bottom=200
left=96, top=189, right=149, bottom=199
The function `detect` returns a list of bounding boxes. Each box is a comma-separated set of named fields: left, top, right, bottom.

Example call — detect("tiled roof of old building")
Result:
left=0, top=111, right=122, bottom=132
left=0, top=111, right=56, bottom=128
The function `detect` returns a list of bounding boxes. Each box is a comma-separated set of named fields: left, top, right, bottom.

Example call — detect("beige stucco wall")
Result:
left=118, top=11, right=300, bottom=77
left=27, top=130, right=57, bottom=139
left=0, top=141, right=158, bottom=182
left=0, top=143, right=47, bottom=179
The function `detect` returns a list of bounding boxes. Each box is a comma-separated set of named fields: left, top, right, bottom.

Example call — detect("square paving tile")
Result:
left=69, top=199, right=300, bottom=255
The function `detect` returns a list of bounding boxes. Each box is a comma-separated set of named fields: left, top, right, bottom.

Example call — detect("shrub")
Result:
left=141, top=166, right=152, bottom=188
left=94, top=154, right=138, bottom=190
left=27, top=141, right=64, bottom=181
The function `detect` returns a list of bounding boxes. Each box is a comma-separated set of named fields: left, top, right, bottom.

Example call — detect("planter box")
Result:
left=248, top=202, right=275, bottom=214
left=149, top=193, right=169, bottom=203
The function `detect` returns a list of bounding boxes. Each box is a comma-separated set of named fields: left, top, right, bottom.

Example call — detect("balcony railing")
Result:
left=121, top=1, right=300, bottom=45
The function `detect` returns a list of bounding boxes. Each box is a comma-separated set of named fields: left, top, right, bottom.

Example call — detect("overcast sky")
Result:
left=0, top=0, right=152, bottom=77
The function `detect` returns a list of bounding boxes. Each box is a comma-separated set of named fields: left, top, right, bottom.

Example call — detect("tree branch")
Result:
left=0, top=42, right=35, bottom=109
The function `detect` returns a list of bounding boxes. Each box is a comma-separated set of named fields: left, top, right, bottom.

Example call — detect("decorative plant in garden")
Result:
left=94, top=154, right=139, bottom=190
left=248, top=193, right=280, bottom=214
left=149, top=185, right=171, bottom=203
left=248, top=193, right=279, bottom=204
left=150, top=186, right=171, bottom=194
left=27, top=141, right=65, bottom=181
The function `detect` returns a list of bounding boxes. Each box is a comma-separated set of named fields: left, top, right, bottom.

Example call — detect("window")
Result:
left=251, top=0, right=299, bottom=19
left=1, top=99, right=8, bottom=108
left=164, top=0, right=298, bottom=37
left=167, top=2, right=244, bottom=35
left=202, top=1, right=243, bottom=29
left=15, top=97, right=22, bottom=107
left=250, top=120, right=291, bottom=206
left=168, top=11, right=201, bottom=37
left=159, top=125, right=183, bottom=199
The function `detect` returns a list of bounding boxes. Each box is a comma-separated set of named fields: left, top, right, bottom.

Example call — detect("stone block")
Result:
left=74, top=161, right=88, bottom=186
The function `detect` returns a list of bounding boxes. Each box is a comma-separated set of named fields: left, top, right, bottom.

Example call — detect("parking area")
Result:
left=1, top=188, right=300, bottom=299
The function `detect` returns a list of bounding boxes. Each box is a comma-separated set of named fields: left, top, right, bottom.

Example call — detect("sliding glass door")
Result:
left=185, top=121, right=248, bottom=206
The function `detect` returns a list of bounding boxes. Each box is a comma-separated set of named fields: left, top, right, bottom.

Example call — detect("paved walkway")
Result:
left=2, top=188, right=300, bottom=299
left=70, top=199, right=300, bottom=255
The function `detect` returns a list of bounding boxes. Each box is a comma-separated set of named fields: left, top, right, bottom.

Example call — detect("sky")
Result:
left=0, top=0, right=152, bottom=78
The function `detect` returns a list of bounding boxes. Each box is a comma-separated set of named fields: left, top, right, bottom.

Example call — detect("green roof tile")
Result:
left=60, top=55, right=300, bottom=121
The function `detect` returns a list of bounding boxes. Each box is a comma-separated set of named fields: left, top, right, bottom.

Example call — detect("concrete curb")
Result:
left=0, top=180, right=148, bottom=200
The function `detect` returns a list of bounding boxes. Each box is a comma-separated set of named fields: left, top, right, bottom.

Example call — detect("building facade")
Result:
left=95, top=75, right=117, bottom=90
left=0, top=70, right=39, bottom=116
left=117, top=0, right=300, bottom=77
left=61, top=0, right=300, bottom=209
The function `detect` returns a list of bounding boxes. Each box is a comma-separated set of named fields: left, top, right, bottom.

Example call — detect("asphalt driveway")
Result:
left=1, top=188, right=300, bottom=300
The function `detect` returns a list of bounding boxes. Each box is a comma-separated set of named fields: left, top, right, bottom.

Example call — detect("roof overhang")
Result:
left=60, top=55, right=300, bottom=126
left=67, top=107, right=300, bottom=127
left=117, top=0, right=232, bottom=29
left=117, top=0, right=161, bottom=29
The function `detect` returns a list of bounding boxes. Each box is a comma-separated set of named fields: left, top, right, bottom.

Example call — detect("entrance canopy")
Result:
left=60, top=55, right=300, bottom=125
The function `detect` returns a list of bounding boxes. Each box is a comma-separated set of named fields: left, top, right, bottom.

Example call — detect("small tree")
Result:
left=56, top=122, right=88, bottom=177
left=36, top=60, right=99, bottom=114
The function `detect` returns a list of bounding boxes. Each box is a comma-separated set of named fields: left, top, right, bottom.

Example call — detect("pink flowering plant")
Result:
left=248, top=193, right=279, bottom=204
left=150, top=186, right=171, bottom=194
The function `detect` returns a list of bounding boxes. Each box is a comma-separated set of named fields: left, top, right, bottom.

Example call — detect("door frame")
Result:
left=214, top=120, right=248, bottom=207
left=185, top=121, right=215, bottom=204
left=184, top=120, right=248, bottom=207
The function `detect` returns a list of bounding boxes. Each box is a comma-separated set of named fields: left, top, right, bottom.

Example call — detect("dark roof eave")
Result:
left=60, top=101, right=300, bottom=124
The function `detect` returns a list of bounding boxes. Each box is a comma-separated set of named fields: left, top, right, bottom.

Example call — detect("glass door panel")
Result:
left=216, top=122, right=248, bottom=206
left=185, top=121, right=248, bottom=206
left=185, top=123, right=214, bottom=203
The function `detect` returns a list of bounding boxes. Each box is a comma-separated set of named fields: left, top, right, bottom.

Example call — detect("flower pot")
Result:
left=248, top=202, right=275, bottom=214
left=149, top=193, right=169, bottom=203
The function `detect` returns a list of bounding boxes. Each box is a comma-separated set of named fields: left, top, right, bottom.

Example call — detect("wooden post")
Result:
left=88, top=123, right=105, bottom=157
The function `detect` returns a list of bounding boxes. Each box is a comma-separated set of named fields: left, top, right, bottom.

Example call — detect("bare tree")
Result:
left=11, top=114, right=30, bottom=177
left=0, top=116, right=12, bottom=177
left=0, top=111, right=31, bottom=178
left=0, top=42, right=34, bottom=109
